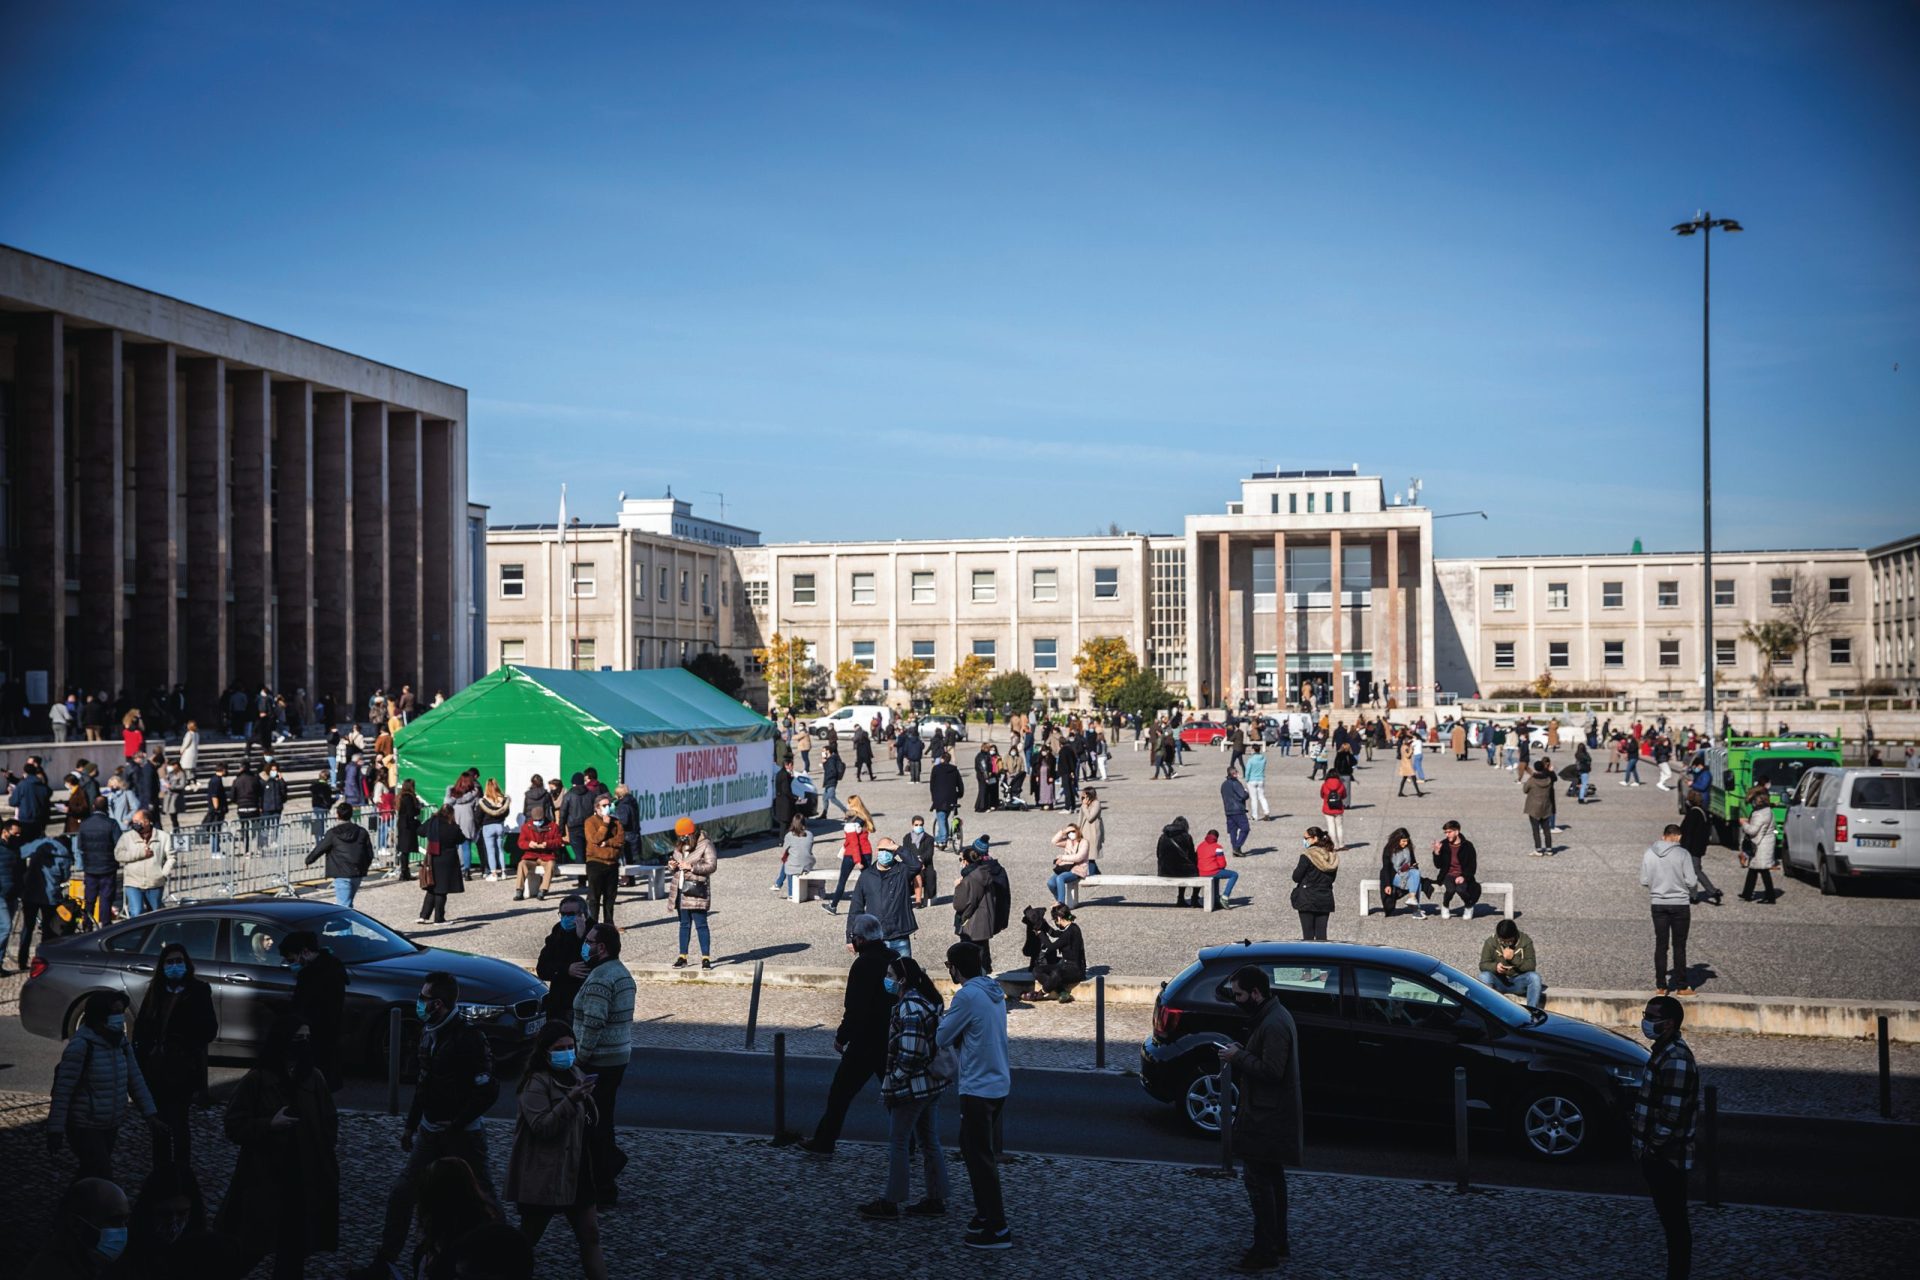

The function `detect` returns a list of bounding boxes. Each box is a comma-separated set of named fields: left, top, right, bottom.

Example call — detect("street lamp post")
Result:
left=1672, top=211, right=1742, bottom=737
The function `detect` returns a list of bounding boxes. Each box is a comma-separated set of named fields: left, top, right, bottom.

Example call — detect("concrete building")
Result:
left=0, top=245, right=475, bottom=717
left=1869, top=533, right=1920, bottom=694
left=485, top=495, right=754, bottom=674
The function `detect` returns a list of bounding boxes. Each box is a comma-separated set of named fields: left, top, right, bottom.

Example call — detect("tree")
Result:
left=929, top=678, right=971, bottom=717
left=1109, top=668, right=1172, bottom=721
left=985, top=670, right=1035, bottom=714
left=1529, top=671, right=1557, bottom=698
left=1740, top=620, right=1799, bottom=696
left=950, top=653, right=994, bottom=707
left=833, top=660, right=871, bottom=707
left=891, top=656, right=931, bottom=702
left=682, top=651, right=744, bottom=699
left=1074, top=636, right=1140, bottom=707
left=1779, top=570, right=1841, bottom=695
left=753, top=633, right=818, bottom=712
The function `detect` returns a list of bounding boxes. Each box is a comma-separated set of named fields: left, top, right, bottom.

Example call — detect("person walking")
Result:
left=1678, top=796, right=1723, bottom=906
left=216, top=1015, right=340, bottom=1280
left=796, top=913, right=894, bottom=1159
left=1431, top=820, right=1481, bottom=920
left=505, top=1023, right=608, bottom=1279
left=1641, top=824, right=1700, bottom=996
left=1218, top=965, right=1302, bottom=1274
left=1316, top=769, right=1350, bottom=851
left=1243, top=745, right=1271, bottom=821
left=952, top=837, right=1011, bottom=971
left=936, top=940, right=1012, bottom=1250
left=130, top=942, right=217, bottom=1167
left=825, top=813, right=874, bottom=916
left=415, top=805, right=466, bottom=925
left=1573, top=742, right=1594, bottom=804
left=1737, top=785, right=1780, bottom=904
left=1289, top=829, right=1338, bottom=940
left=76, top=799, right=120, bottom=928
left=821, top=749, right=850, bottom=818
left=854, top=727, right=876, bottom=782
left=1221, top=767, right=1252, bottom=857
left=1633, top=994, right=1700, bottom=1280
left=114, top=810, right=171, bottom=918
left=571, top=922, right=635, bottom=1212
left=48, top=992, right=163, bottom=1182
left=1523, top=760, right=1557, bottom=855
left=392, top=777, right=424, bottom=882
left=929, top=751, right=965, bottom=849
left=282, top=930, right=350, bottom=1092
left=477, top=780, right=512, bottom=882
left=304, top=803, right=375, bottom=908
left=582, top=792, right=624, bottom=925
left=858, top=955, right=953, bottom=1220
left=794, top=724, right=813, bottom=775
left=1623, top=735, right=1644, bottom=787
left=1395, top=732, right=1424, bottom=798
left=667, top=817, right=717, bottom=968
left=178, top=720, right=200, bottom=777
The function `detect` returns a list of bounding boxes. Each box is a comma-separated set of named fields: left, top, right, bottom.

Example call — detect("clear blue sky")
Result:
left=4, top=1, right=1915, bottom=556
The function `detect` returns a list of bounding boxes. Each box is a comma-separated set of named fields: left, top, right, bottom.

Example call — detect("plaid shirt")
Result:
left=881, top=992, right=943, bottom=1104
left=1631, top=1034, right=1698, bottom=1169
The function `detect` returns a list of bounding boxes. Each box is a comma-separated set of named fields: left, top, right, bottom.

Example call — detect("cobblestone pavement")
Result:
left=0, top=1089, right=1910, bottom=1278
left=325, top=741, right=1920, bottom=1002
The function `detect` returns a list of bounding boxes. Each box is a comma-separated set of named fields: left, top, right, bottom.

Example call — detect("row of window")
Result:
left=498, top=635, right=709, bottom=672
left=498, top=562, right=724, bottom=608
left=1493, top=637, right=1854, bottom=670
left=1492, top=575, right=1851, bottom=612
left=1268, top=491, right=1352, bottom=515
left=785, top=566, right=1119, bottom=608
left=840, top=636, right=1060, bottom=672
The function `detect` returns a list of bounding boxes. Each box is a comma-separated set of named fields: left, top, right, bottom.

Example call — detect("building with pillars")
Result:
left=0, top=245, right=475, bottom=718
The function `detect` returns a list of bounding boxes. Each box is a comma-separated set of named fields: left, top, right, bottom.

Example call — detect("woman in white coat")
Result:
left=1738, top=784, right=1780, bottom=905
left=178, top=720, right=201, bottom=777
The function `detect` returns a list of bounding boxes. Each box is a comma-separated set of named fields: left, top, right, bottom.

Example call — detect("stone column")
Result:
left=229, top=368, right=272, bottom=689
left=312, top=393, right=355, bottom=711
left=1216, top=532, right=1231, bottom=707
left=75, top=329, right=125, bottom=697
left=1329, top=529, right=1344, bottom=709
left=1273, top=530, right=1286, bottom=702
left=181, top=358, right=230, bottom=717
left=387, top=410, right=422, bottom=695
left=1418, top=530, right=1436, bottom=708
left=351, top=401, right=389, bottom=709
left=1386, top=528, right=1401, bottom=704
left=16, top=313, right=66, bottom=700
left=421, top=419, right=455, bottom=697
left=130, top=345, right=179, bottom=697
left=273, top=381, right=315, bottom=701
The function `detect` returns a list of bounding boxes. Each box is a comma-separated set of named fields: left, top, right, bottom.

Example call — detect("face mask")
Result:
left=876, top=850, right=895, bottom=867
left=105, top=1014, right=126, bottom=1032
left=288, top=959, right=304, bottom=975
left=93, top=1225, right=128, bottom=1262
left=1641, top=1018, right=1665, bottom=1040
left=1302, top=837, right=1312, bottom=847
left=581, top=941, right=594, bottom=961
left=549, top=1048, right=577, bottom=1071
left=911, top=824, right=923, bottom=833
left=416, top=999, right=433, bottom=1022
left=882, top=977, right=899, bottom=995
left=163, top=962, right=187, bottom=982
left=560, top=913, right=579, bottom=930
left=598, top=807, right=612, bottom=818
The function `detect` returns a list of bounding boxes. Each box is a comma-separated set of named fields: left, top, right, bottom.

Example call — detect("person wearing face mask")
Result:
left=1216, top=965, right=1303, bottom=1275
left=512, top=813, right=565, bottom=902
left=858, top=955, right=952, bottom=1221
left=846, top=837, right=922, bottom=956
left=1632, top=995, right=1699, bottom=1280
left=1289, top=828, right=1340, bottom=940
left=125, top=1163, right=242, bottom=1280
left=570, top=924, right=635, bottom=1212
left=901, top=815, right=936, bottom=906
left=216, top=1015, right=341, bottom=1279
left=667, top=817, right=718, bottom=967
left=505, top=1023, right=609, bottom=1279
left=112, top=807, right=172, bottom=918
left=582, top=792, right=624, bottom=925
left=283, top=930, right=351, bottom=1091
left=22, top=1176, right=132, bottom=1279
left=536, top=895, right=594, bottom=1019
left=48, top=991, right=163, bottom=1182
left=416, top=803, right=467, bottom=925
left=132, top=942, right=218, bottom=1165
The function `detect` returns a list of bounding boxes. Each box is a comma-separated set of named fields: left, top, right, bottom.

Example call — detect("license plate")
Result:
left=522, top=1015, right=547, bottom=1037
left=1855, top=836, right=1898, bottom=848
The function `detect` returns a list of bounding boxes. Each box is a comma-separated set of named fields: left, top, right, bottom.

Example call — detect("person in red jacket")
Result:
left=825, top=817, right=873, bottom=916
left=1318, top=774, right=1350, bottom=850
left=1195, top=828, right=1240, bottom=909
left=513, top=816, right=566, bottom=902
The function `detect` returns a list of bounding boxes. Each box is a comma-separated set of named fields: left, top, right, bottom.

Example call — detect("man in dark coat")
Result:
left=900, top=728, right=924, bottom=783
left=76, top=800, right=121, bottom=926
left=1219, top=964, right=1303, bottom=1272
left=952, top=837, right=1010, bottom=974
left=900, top=816, right=936, bottom=906
left=928, top=752, right=964, bottom=848
left=556, top=773, right=594, bottom=862
left=771, top=763, right=796, bottom=834
left=1156, top=816, right=1201, bottom=907
left=127, top=752, right=161, bottom=817
left=535, top=894, right=593, bottom=1021
left=1055, top=739, right=1079, bottom=810
left=853, top=727, right=875, bottom=782
left=796, top=914, right=894, bottom=1155
left=1679, top=799, right=1722, bottom=906
left=283, top=929, right=351, bottom=1091
left=845, top=839, right=920, bottom=953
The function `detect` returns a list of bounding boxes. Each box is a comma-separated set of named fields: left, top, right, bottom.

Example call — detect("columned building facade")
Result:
left=1868, top=533, right=1920, bottom=695
left=0, top=246, right=475, bottom=718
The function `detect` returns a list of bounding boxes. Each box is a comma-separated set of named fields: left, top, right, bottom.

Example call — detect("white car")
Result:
left=914, top=715, right=968, bottom=742
left=809, top=704, right=895, bottom=738
left=1783, top=767, right=1920, bottom=895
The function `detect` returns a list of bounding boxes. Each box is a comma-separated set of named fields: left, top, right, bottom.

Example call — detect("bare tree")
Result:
left=1779, top=570, right=1840, bottom=695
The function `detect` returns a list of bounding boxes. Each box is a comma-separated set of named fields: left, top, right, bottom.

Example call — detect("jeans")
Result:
left=1413, top=756, right=1426, bottom=780
left=933, top=809, right=952, bottom=845
left=377, top=1125, right=502, bottom=1262
left=1209, top=868, right=1240, bottom=901
left=584, top=862, right=618, bottom=924
left=1504, top=747, right=1517, bottom=769
left=1486, top=743, right=1496, bottom=765
left=1225, top=812, right=1250, bottom=853
left=885, top=1093, right=950, bottom=1205
left=124, top=886, right=165, bottom=917
left=481, top=823, right=507, bottom=874
left=958, top=1094, right=1007, bottom=1232
left=1047, top=870, right=1082, bottom=906
left=1625, top=756, right=1641, bottom=783
left=1242, top=1156, right=1290, bottom=1258
left=83, top=872, right=115, bottom=927
left=1577, top=771, right=1591, bottom=801
left=329, top=874, right=363, bottom=907
left=810, top=1048, right=883, bottom=1148
left=1297, top=910, right=1329, bottom=940
left=801, top=749, right=811, bottom=773
left=677, top=909, right=711, bottom=956
left=0, top=888, right=16, bottom=960
left=1641, top=1153, right=1692, bottom=1279
left=1528, top=816, right=1553, bottom=851
left=1479, top=969, right=1544, bottom=1007
left=1651, top=904, right=1691, bottom=989
left=823, top=786, right=848, bottom=816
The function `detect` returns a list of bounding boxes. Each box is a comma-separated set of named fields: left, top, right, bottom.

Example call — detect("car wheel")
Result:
left=1183, top=1067, right=1238, bottom=1135
left=1515, top=1082, right=1595, bottom=1160
left=1818, top=849, right=1839, bottom=897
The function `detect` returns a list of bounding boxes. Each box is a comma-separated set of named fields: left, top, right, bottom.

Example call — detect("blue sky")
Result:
left=3, top=1, right=1915, bottom=556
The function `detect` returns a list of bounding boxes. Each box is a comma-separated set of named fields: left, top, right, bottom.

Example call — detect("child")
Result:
left=1195, top=828, right=1240, bottom=909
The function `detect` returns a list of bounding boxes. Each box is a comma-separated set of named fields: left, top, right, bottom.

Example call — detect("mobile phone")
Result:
left=582, top=1074, right=599, bottom=1087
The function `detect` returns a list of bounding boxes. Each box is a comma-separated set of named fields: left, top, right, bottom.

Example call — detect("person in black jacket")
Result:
left=900, top=727, right=924, bottom=782
left=282, top=930, right=351, bottom=1091
left=900, top=816, right=937, bottom=907
left=771, top=763, right=796, bottom=836
left=1291, top=828, right=1340, bottom=939
left=928, top=753, right=964, bottom=849
left=845, top=839, right=920, bottom=953
left=534, top=895, right=593, bottom=1021
left=972, top=745, right=996, bottom=814
left=77, top=798, right=121, bottom=926
left=132, top=941, right=218, bottom=1166
left=796, top=915, right=894, bottom=1156
left=1156, top=816, right=1202, bottom=907
left=853, top=727, right=875, bottom=782
left=1679, top=799, right=1723, bottom=906
left=1030, top=903, right=1087, bottom=1002
left=358, top=972, right=502, bottom=1275
left=821, top=750, right=850, bottom=818
left=1430, top=820, right=1482, bottom=920
left=556, top=774, right=594, bottom=862
left=304, top=803, right=376, bottom=908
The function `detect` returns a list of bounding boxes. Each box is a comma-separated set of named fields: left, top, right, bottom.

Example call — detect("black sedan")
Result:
left=19, top=900, right=549, bottom=1075
left=1140, top=941, right=1649, bottom=1160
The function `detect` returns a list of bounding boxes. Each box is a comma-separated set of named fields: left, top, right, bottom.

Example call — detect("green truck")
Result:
left=1703, top=735, right=1844, bottom=846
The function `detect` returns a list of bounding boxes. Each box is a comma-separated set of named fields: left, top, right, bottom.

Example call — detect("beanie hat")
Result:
left=968, top=836, right=991, bottom=859
left=675, top=817, right=696, bottom=837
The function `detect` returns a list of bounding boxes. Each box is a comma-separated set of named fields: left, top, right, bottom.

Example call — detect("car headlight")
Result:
left=457, top=1002, right=507, bottom=1023
left=1605, top=1064, right=1642, bottom=1088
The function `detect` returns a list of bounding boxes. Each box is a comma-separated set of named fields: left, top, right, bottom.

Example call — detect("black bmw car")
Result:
left=1141, top=941, right=1649, bottom=1160
left=20, top=900, right=549, bottom=1075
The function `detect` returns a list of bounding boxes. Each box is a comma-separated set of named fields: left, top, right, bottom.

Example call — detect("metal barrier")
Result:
left=167, top=809, right=387, bottom=904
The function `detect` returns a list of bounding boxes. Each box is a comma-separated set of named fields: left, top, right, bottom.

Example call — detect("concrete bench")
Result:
left=1358, top=878, right=1514, bottom=919
left=1064, top=874, right=1220, bottom=912
left=550, top=862, right=669, bottom=899
left=789, top=867, right=853, bottom=903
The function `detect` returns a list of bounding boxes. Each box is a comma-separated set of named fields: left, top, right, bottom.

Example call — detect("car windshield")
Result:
left=1751, top=757, right=1829, bottom=789
left=1430, top=959, right=1530, bottom=1027
left=307, top=911, right=418, bottom=964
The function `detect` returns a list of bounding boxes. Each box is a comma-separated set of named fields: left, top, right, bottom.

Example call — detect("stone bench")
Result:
left=1064, top=874, right=1220, bottom=912
left=788, top=867, right=851, bottom=903
left=550, top=862, right=669, bottom=899
left=1358, top=877, right=1514, bottom=919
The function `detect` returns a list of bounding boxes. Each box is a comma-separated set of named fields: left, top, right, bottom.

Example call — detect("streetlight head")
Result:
left=1672, top=221, right=1700, bottom=236
left=1719, top=219, right=1744, bottom=233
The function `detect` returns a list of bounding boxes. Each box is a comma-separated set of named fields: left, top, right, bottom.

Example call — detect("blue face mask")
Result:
left=163, top=962, right=187, bottom=982
left=549, top=1048, right=576, bottom=1071
left=876, top=850, right=895, bottom=867
left=287, top=960, right=304, bottom=975
left=415, top=999, right=432, bottom=1022
left=883, top=976, right=900, bottom=994
left=93, top=1225, right=128, bottom=1261
left=580, top=941, right=594, bottom=961
left=105, top=1014, right=126, bottom=1032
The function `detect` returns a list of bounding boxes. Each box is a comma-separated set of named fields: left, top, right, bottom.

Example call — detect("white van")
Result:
left=808, top=704, right=895, bottom=738
left=1782, top=767, right=1920, bottom=894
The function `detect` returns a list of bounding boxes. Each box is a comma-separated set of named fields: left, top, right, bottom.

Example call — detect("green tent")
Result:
left=393, top=666, right=777, bottom=854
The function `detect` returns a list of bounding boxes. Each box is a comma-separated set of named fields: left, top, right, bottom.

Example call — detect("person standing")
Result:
left=1218, top=965, right=1302, bottom=1274
left=797, top=913, right=893, bottom=1156
left=535, top=895, right=593, bottom=1021
left=415, top=804, right=466, bottom=925
left=304, top=803, right=375, bottom=908
left=1641, top=824, right=1700, bottom=996
left=571, top=923, right=635, bottom=1212
left=1289, top=829, right=1338, bottom=940
left=936, top=941, right=1012, bottom=1250
left=902, top=815, right=936, bottom=906
left=1221, top=768, right=1252, bottom=857
left=130, top=942, right=217, bottom=1166
left=477, top=780, right=512, bottom=882
left=279, top=930, right=351, bottom=1093
left=1623, top=734, right=1644, bottom=787
left=505, top=1023, right=608, bottom=1280
left=1573, top=741, right=1594, bottom=804
left=952, top=838, right=1011, bottom=972
left=556, top=773, right=595, bottom=863
left=667, top=817, right=717, bottom=968
left=391, top=778, right=424, bottom=882
left=75, top=798, right=120, bottom=928
left=1315, top=767, right=1350, bottom=850
left=846, top=839, right=920, bottom=957
left=854, top=727, right=876, bottom=782
left=1633, top=995, right=1699, bottom=1280
left=0, top=819, right=20, bottom=976
left=48, top=992, right=163, bottom=1182
left=859, top=955, right=952, bottom=1220
left=1243, top=745, right=1270, bottom=821
left=15, top=832, right=72, bottom=969
left=1395, top=732, right=1424, bottom=798
left=582, top=792, right=623, bottom=925
left=1737, top=785, right=1780, bottom=904
left=1430, top=820, right=1481, bottom=920
left=1523, top=760, right=1557, bottom=856
left=794, top=723, right=813, bottom=775
left=216, top=1016, right=340, bottom=1280
left=114, top=810, right=172, bottom=918
left=929, top=752, right=964, bottom=849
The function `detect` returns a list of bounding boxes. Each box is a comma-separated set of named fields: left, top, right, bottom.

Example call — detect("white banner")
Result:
left=620, top=739, right=776, bottom=835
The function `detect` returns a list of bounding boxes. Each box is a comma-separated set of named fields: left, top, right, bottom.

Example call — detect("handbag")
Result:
left=418, top=841, right=436, bottom=889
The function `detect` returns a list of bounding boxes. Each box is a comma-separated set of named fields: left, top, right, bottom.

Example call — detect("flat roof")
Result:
left=1444, top=547, right=1864, bottom=562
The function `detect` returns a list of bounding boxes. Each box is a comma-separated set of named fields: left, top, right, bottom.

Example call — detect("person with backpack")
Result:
left=858, top=955, right=953, bottom=1220
left=49, top=991, right=164, bottom=1182
left=951, top=837, right=1010, bottom=973
left=1318, top=770, right=1350, bottom=850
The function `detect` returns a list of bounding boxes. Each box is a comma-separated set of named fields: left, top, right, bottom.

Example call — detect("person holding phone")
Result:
left=216, top=1015, right=340, bottom=1279
left=505, top=1022, right=608, bottom=1280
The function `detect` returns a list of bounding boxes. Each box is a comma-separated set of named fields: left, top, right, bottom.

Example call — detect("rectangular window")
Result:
left=1828, top=576, right=1851, bottom=604
left=972, top=570, right=996, bottom=603
left=1714, top=578, right=1736, bottom=607
left=700, top=572, right=710, bottom=605
left=679, top=569, right=690, bottom=603
left=1829, top=637, right=1853, bottom=665
left=1492, top=583, right=1515, bottom=611
left=570, top=638, right=596, bottom=671
left=1659, top=639, right=1681, bottom=667
left=1548, top=641, right=1570, bottom=668
left=1492, top=641, right=1515, bottom=670
left=1601, top=581, right=1623, bottom=609
left=1288, top=493, right=1297, bottom=514
left=1251, top=547, right=1276, bottom=612
left=1657, top=580, right=1680, bottom=608
left=910, top=571, right=934, bottom=604
left=1547, top=582, right=1569, bottom=610
left=1602, top=640, right=1625, bottom=668
left=1771, top=576, right=1792, bottom=606
left=658, top=566, right=669, bottom=601
left=1341, top=491, right=1351, bottom=513
left=499, top=638, right=526, bottom=667
left=1030, top=568, right=1058, bottom=602
left=498, top=563, right=525, bottom=599
left=1270, top=494, right=1279, bottom=515
left=911, top=639, right=935, bottom=667
left=791, top=573, right=816, bottom=605
left=1033, top=638, right=1058, bottom=670
left=1325, top=491, right=1334, bottom=513
left=850, top=571, right=876, bottom=604
left=569, top=562, right=595, bottom=598
left=1715, top=637, right=1737, bottom=667
left=1306, top=493, right=1315, bottom=514
left=851, top=640, right=875, bottom=671
left=1093, top=567, right=1119, bottom=599
left=744, top=579, right=768, bottom=608
left=971, top=638, right=997, bottom=667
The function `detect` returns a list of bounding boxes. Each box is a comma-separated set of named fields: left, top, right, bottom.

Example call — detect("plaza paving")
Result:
left=336, top=738, right=1920, bottom=1002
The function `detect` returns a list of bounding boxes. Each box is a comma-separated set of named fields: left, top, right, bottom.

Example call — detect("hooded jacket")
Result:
left=953, top=857, right=1010, bottom=943
left=1156, top=817, right=1198, bottom=878
left=934, top=973, right=1010, bottom=1098
left=305, top=821, right=376, bottom=879
left=1641, top=839, right=1700, bottom=906
left=929, top=759, right=965, bottom=810
left=1290, top=844, right=1340, bottom=914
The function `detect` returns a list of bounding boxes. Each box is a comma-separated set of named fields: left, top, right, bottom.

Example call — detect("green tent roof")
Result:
left=492, top=666, right=771, bottom=741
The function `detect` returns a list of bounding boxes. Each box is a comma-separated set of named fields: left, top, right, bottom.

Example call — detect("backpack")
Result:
left=988, top=865, right=1012, bottom=935
left=1323, top=780, right=1346, bottom=813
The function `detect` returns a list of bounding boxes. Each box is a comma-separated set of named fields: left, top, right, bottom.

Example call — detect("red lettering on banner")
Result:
left=674, top=746, right=740, bottom=785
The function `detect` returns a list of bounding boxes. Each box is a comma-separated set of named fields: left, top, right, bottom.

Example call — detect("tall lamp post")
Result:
left=1672, top=211, right=1742, bottom=736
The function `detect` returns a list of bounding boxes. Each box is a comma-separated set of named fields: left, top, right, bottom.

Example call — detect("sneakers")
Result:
left=821, top=902, right=838, bottom=915
left=769, top=884, right=785, bottom=894
left=963, top=1225, right=1012, bottom=1250
left=512, top=889, right=525, bottom=902
left=1529, top=850, right=1544, bottom=857
left=904, top=1198, right=946, bottom=1218
left=672, top=955, right=689, bottom=969
left=701, top=956, right=713, bottom=970
left=856, top=1198, right=900, bottom=1221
